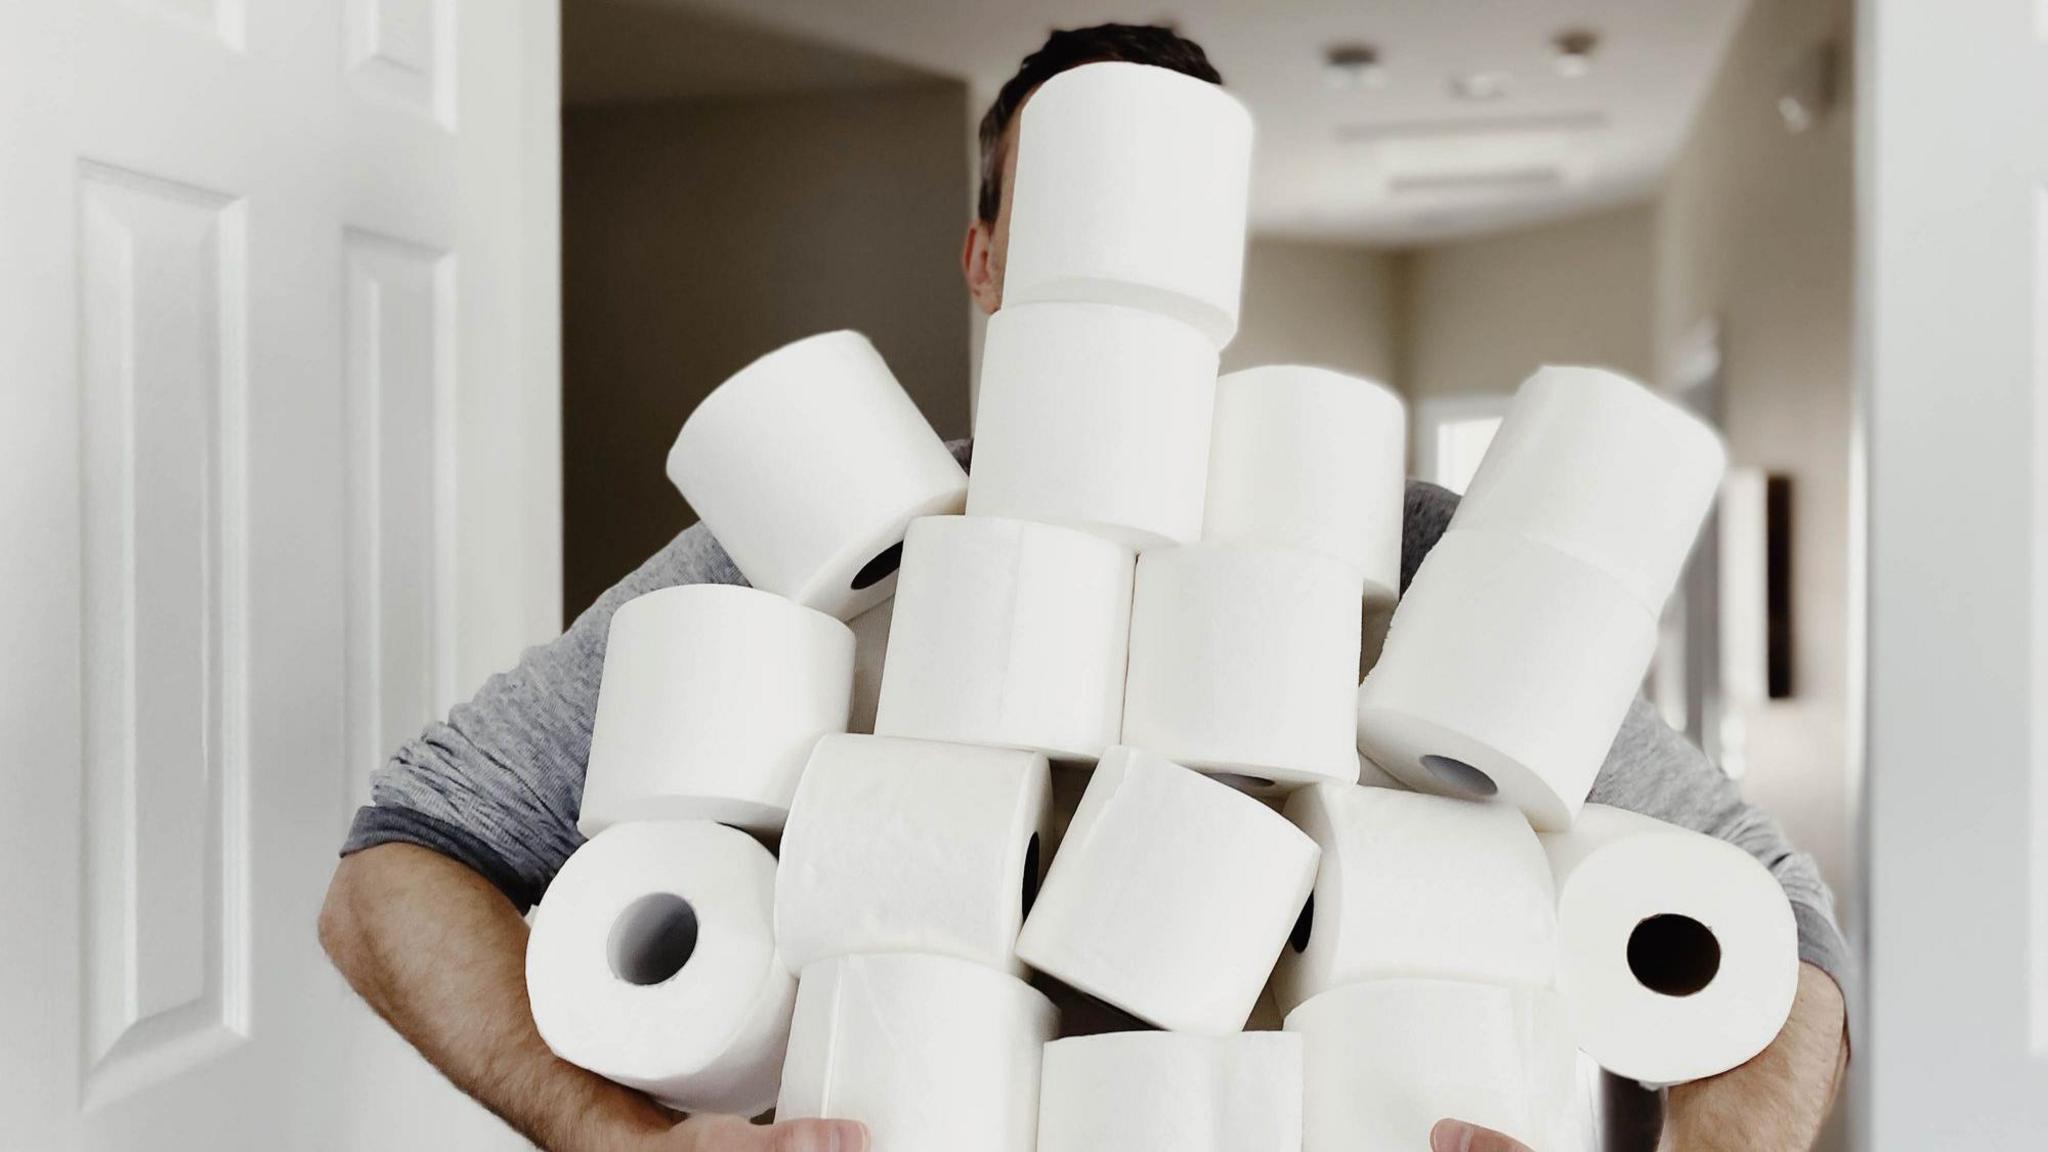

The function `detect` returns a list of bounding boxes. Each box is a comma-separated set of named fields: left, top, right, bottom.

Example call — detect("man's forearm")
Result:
left=1661, top=962, right=1848, bottom=1150
left=319, top=843, right=673, bottom=1152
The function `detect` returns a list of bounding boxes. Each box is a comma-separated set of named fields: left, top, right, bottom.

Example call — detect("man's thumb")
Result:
left=756, top=1117, right=869, bottom=1152
left=1430, top=1117, right=1535, bottom=1152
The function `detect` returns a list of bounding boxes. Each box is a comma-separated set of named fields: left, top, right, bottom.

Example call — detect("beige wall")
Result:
left=561, top=83, right=972, bottom=619
left=1224, top=238, right=1400, bottom=383
left=1402, top=203, right=1657, bottom=401
left=1653, top=0, right=1856, bottom=919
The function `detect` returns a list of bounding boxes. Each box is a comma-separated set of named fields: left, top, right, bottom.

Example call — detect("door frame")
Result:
left=1853, top=0, right=2048, bottom=1145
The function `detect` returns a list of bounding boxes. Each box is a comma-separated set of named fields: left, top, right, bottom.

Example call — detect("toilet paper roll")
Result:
left=527, top=821, right=794, bottom=1117
left=1356, top=752, right=1408, bottom=791
left=1356, top=529, right=1658, bottom=830
left=1003, top=61, right=1254, bottom=346
left=1123, top=545, right=1363, bottom=791
left=1015, top=747, right=1319, bottom=1034
left=1287, top=979, right=1577, bottom=1152
left=1542, top=804, right=1800, bottom=1086
left=1451, top=365, right=1728, bottom=611
left=666, top=330, right=967, bottom=620
left=580, top=585, right=854, bottom=835
left=1272, top=784, right=1556, bottom=1017
left=873, top=516, right=1134, bottom=760
left=967, top=302, right=1219, bottom=548
left=775, top=733, right=1052, bottom=975
left=1037, top=1032, right=1303, bottom=1152
left=777, top=953, right=1058, bottom=1152
left=1202, top=366, right=1408, bottom=603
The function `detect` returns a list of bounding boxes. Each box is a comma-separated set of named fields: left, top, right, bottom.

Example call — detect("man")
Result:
left=321, top=23, right=1850, bottom=1152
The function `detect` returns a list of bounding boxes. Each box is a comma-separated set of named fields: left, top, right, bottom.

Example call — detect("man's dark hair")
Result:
left=976, top=23, right=1222, bottom=224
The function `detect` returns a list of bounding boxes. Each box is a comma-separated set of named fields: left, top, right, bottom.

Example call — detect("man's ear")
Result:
left=961, top=219, right=1003, bottom=316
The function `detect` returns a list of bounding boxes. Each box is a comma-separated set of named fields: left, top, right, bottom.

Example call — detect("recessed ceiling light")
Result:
left=1449, top=71, right=1512, bottom=101
left=1323, top=43, right=1386, bottom=90
left=1553, top=29, right=1599, bottom=78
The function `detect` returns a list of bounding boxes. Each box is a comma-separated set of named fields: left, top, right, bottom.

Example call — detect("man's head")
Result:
left=960, top=23, right=1222, bottom=315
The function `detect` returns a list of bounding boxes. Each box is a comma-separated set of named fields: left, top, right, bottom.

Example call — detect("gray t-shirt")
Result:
left=342, top=444, right=1852, bottom=999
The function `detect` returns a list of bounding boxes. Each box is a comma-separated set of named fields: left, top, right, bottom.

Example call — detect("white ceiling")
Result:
left=593, top=0, right=1751, bottom=244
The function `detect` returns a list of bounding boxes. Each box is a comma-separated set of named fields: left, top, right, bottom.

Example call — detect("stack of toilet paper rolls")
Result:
left=524, top=329, right=971, bottom=1117
left=772, top=732, right=1061, bottom=1150
left=880, top=59, right=1402, bottom=1150
left=1267, top=363, right=1805, bottom=1151
left=1340, top=364, right=1804, bottom=1098
left=860, top=61, right=1326, bottom=1150
left=1275, top=785, right=1580, bottom=1150
left=513, top=56, right=1806, bottom=1151
left=1357, top=364, right=1728, bottom=831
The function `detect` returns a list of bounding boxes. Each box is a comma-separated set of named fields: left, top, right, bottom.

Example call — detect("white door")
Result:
left=1859, top=0, right=2048, bottom=1146
left=0, top=1, right=560, bottom=1148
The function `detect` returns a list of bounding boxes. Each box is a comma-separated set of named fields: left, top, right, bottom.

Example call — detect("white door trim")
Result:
left=1856, top=0, right=2048, bottom=1144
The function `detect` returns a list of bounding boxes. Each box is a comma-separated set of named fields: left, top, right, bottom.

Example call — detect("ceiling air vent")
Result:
left=1388, top=167, right=1567, bottom=196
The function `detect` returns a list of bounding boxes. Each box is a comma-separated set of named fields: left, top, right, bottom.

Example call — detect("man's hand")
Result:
left=1660, top=961, right=1847, bottom=1151
left=1430, top=1119, right=1533, bottom=1152
left=321, top=844, right=866, bottom=1152
left=643, top=1114, right=866, bottom=1152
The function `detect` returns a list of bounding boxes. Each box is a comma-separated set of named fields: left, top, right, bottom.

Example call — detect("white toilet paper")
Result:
left=1037, top=1032, right=1303, bottom=1152
left=1355, top=529, right=1658, bottom=831
left=1287, top=979, right=1577, bottom=1152
left=1202, top=366, right=1408, bottom=603
left=1015, top=747, right=1319, bottom=1034
left=777, top=953, right=1058, bottom=1152
left=665, top=330, right=967, bottom=620
left=967, top=301, right=1219, bottom=548
left=1542, top=804, right=1800, bottom=1086
left=526, top=821, right=794, bottom=1117
left=580, top=585, right=855, bottom=835
left=1451, top=365, right=1727, bottom=611
left=873, top=516, right=1133, bottom=760
left=1272, top=784, right=1556, bottom=1017
left=1355, top=751, right=1408, bottom=791
left=1123, top=545, right=1363, bottom=792
left=1003, top=61, right=1254, bottom=346
left=775, top=733, right=1052, bottom=976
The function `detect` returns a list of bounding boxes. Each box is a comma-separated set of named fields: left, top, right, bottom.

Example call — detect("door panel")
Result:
left=344, top=231, right=457, bottom=811
left=0, top=1, right=556, bottom=1146
left=75, top=164, right=251, bottom=1111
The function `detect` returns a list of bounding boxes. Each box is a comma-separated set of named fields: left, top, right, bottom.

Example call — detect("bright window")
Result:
left=1432, top=416, right=1502, bottom=494
left=1415, top=397, right=1509, bottom=494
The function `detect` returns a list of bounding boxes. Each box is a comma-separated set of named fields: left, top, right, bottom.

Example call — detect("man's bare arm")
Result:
left=1660, top=961, right=1848, bottom=1150
left=319, top=843, right=863, bottom=1152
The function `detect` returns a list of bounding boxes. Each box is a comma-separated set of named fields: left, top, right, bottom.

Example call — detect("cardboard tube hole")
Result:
left=608, top=893, right=700, bottom=986
left=1627, top=914, right=1721, bottom=997
left=1422, top=754, right=1499, bottom=798
left=850, top=542, right=904, bottom=590
left=1289, top=892, right=1315, bottom=955
left=1021, top=833, right=1043, bottom=918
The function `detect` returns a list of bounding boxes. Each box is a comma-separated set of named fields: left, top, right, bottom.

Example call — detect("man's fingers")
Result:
left=664, top=1114, right=869, bottom=1152
left=755, top=1118, right=869, bottom=1152
left=1429, top=1117, right=1535, bottom=1152
left=741, top=1115, right=868, bottom=1147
